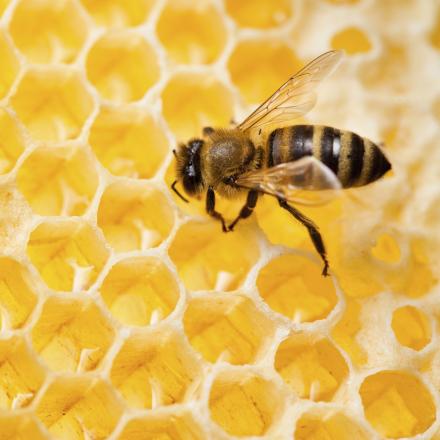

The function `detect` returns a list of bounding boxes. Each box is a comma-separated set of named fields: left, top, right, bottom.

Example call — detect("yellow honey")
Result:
left=0, top=0, right=439, bottom=439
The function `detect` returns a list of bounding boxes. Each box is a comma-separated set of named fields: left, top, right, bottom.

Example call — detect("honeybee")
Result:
left=172, top=50, right=391, bottom=276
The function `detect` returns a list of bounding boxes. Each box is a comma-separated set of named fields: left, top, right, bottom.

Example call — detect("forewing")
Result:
left=237, top=50, right=343, bottom=132
left=236, top=156, right=342, bottom=205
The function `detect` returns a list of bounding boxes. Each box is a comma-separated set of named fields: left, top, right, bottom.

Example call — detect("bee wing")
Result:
left=237, top=50, right=343, bottom=132
left=236, top=156, right=342, bottom=205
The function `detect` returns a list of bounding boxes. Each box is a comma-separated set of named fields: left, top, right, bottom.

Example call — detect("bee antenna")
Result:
left=171, top=180, right=189, bottom=203
left=172, top=149, right=177, bottom=157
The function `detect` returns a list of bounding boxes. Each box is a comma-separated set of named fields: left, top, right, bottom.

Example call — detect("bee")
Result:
left=171, top=50, right=391, bottom=276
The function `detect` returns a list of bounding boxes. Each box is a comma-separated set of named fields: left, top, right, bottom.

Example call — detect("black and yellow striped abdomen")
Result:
left=267, top=125, right=391, bottom=188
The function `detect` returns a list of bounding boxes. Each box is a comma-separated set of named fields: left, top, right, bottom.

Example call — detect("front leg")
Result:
left=228, top=190, right=258, bottom=231
left=206, top=187, right=228, bottom=232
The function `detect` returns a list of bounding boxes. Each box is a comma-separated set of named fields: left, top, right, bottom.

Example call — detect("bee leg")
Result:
left=228, top=190, right=258, bottom=231
left=277, top=198, right=330, bottom=277
left=206, top=187, right=228, bottom=233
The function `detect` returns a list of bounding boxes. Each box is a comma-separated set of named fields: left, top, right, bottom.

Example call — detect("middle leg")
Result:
left=228, top=190, right=258, bottom=231
left=206, top=187, right=228, bottom=232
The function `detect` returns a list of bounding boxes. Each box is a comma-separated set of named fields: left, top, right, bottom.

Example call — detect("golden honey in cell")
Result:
left=173, top=51, right=391, bottom=276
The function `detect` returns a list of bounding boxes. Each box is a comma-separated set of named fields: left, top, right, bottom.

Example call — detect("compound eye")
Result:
left=183, top=174, right=202, bottom=195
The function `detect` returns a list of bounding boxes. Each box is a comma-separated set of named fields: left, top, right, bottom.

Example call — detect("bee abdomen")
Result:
left=267, top=125, right=391, bottom=188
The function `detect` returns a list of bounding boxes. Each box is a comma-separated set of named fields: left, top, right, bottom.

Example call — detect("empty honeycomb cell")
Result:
left=162, top=72, right=234, bottom=140
left=9, top=0, right=89, bottom=64
left=169, top=220, right=259, bottom=292
left=325, top=0, right=360, bottom=3
left=10, top=67, right=94, bottom=142
left=274, top=336, right=349, bottom=401
left=0, top=31, right=19, bottom=99
left=110, top=328, right=200, bottom=409
left=157, top=0, right=227, bottom=65
left=35, top=376, right=124, bottom=439
left=0, top=109, right=25, bottom=175
left=0, top=337, right=45, bottom=410
left=86, top=31, right=159, bottom=103
left=118, top=412, right=204, bottom=440
left=331, top=27, right=371, bottom=54
left=391, top=305, right=431, bottom=351
left=360, top=370, right=436, bottom=438
left=227, top=39, right=300, bottom=104
left=100, top=256, right=179, bottom=327
left=183, top=293, right=275, bottom=365
left=98, top=181, right=174, bottom=252
left=225, top=0, right=292, bottom=29
left=17, top=146, right=99, bottom=216
left=209, top=370, right=285, bottom=436
left=370, top=233, right=401, bottom=264
left=390, top=238, right=437, bottom=298
left=89, top=105, right=169, bottom=178
left=31, top=296, right=114, bottom=373
left=294, top=410, right=370, bottom=440
left=27, top=220, right=109, bottom=292
left=0, top=414, right=48, bottom=440
left=80, top=0, right=153, bottom=28
left=256, top=254, right=338, bottom=322
left=0, top=257, right=37, bottom=330
left=331, top=299, right=367, bottom=365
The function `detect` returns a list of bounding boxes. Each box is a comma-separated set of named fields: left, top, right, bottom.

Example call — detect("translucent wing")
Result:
left=237, top=50, right=343, bottom=132
left=236, top=156, right=342, bottom=205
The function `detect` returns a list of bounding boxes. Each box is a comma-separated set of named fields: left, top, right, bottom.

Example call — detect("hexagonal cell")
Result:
left=294, top=409, right=370, bottom=440
left=391, top=305, right=431, bottom=351
left=209, top=370, right=285, bottom=436
left=0, top=336, right=45, bottom=410
left=225, top=0, right=292, bottom=29
left=0, top=31, right=19, bottom=99
left=80, top=0, right=153, bottom=27
left=0, top=257, right=37, bottom=330
left=0, top=414, right=48, bottom=440
left=161, top=72, right=234, bottom=140
left=110, top=328, right=201, bottom=409
left=227, top=39, right=300, bottom=104
left=35, top=376, right=124, bottom=439
left=86, top=31, right=159, bottom=103
left=274, top=336, right=349, bottom=401
left=325, top=0, right=360, bottom=3
left=157, top=0, right=227, bottom=64
left=118, top=412, right=205, bottom=440
left=27, top=219, right=109, bottom=292
left=9, top=0, right=89, bottom=64
left=331, top=27, right=371, bottom=55
left=89, top=105, right=169, bottom=178
left=169, top=220, right=259, bottom=292
left=370, top=233, right=401, bottom=264
left=331, top=298, right=367, bottom=366
left=256, top=254, right=338, bottom=323
left=17, top=145, right=99, bottom=216
left=100, top=256, right=179, bottom=327
left=390, top=238, right=437, bottom=298
left=10, top=66, right=94, bottom=142
left=97, top=182, right=174, bottom=252
left=183, top=293, right=275, bottom=365
left=0, top=109, right=25, bottom=175
left=359, top=370, right=436, bottom=438
left=31, top=296, right=114, bottom=373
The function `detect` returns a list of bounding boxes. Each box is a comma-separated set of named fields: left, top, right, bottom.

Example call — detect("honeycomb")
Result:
left=0, top=0, right=439, bottom=438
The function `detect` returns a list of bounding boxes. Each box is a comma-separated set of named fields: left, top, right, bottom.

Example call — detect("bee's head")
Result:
left=172, top=139, right=204, bottom=201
